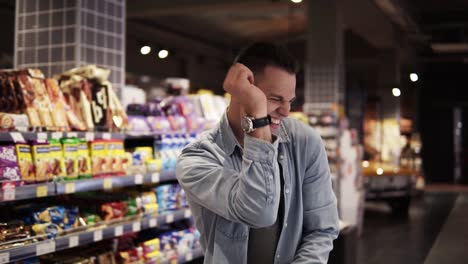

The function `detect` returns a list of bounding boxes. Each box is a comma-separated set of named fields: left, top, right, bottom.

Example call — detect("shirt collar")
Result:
left=219, top=110, right=290, bottom=156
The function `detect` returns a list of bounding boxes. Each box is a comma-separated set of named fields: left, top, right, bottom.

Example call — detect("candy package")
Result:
left=15, top=143, right=35, bottom=183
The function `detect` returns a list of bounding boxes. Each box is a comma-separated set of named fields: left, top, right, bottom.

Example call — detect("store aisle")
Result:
left=356, top=192, right=458, bottom=264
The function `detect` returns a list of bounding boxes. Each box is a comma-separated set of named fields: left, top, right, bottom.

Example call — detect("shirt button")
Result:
left=285, top=189, right=290, bottom=194
left=279, top=154, right=284, bottom=160
left=277, top=255, right=280, bottom=259
left=284, top=223, right=288, bottom=227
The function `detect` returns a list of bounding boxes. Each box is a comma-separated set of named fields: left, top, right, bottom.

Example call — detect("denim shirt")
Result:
left=176, top=112, right=339, bottom=264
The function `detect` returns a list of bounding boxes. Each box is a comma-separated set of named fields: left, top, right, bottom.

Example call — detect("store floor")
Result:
left=357, top=190, right=465, bottom=264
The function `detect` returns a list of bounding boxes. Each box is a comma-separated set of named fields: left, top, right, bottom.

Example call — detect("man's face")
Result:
left=255, top=65, right=296, bottom=135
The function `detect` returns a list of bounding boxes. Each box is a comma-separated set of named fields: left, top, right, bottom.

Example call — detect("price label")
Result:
left=166, top=214, right=174, bottom=223
left=37, top=132, right=47, bottom=140
left=37, top=185, right=48, bottom=197
left=51, top=132, right=63, bottom=140
left=134, top=174, right=144, bottom=185
left=67, top=132, right=78, bottom=138
left=65, top=183, right=75, bottom=194
left=149, top=218, right=157, bottom=228
left=132, top=222, right=141, bottom=232
left=10, top=132, right=25, bottom=142
left=85, top=132, right=94, bottom=141
left=69, top=236, right=79, bottom=248
left=185, top=252, right=193, bottom=262
left=102, top=133, right=111, bottom=140
left=184, top=209, right=192, bottom=218
left=36, top=241, right=55, bottom=255
left=114, top=225, right=123, bottom=236
left=103, top=178, right=112, bottom=190
left=151, top=173, right=160, bottom=183
left=0, top=253, right=10, bottom=264
left=2, top=182, right=15, bottom=201
left=94, top=230, right=103, bottom=242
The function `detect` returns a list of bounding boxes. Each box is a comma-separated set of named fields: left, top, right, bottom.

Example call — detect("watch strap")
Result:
left=251, top=115, right=271, bottom=128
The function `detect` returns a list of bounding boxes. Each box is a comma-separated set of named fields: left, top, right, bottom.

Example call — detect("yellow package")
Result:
left=90, top=140, right=107, bottom=175
left=31, top=140, right=51, bottom=182
left=77, top=139, right=92, bottom=179
left=143, top=238, right=160, bottom=254
left=143, top=204, right=159, bottom=215
left=146, top=159, right=162, bottom=173
left=61, top=138, right=79, bottom=180
left=135, top=147, right=153, bottom=162
left=109, top=140, right=125, bottom=175
left=48, top=139, right=65, bottom=179
left=15, top=144, right=35, bottom=183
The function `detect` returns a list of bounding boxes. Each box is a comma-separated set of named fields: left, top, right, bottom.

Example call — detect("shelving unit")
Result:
left=0, top=208, right=193, bottom=263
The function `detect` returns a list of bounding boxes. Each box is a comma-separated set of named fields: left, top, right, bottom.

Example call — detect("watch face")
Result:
left=242, top=116, right=254, bottom=133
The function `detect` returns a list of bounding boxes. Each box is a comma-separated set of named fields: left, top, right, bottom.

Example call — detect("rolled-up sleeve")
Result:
left=176, top=135, right=281, bottom=228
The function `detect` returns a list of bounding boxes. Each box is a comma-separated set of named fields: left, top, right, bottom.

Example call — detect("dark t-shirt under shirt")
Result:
left=247, top=162, right=285, bottom=264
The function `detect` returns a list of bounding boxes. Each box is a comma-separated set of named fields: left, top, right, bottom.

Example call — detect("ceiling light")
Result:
left=410, top=73, right=418, bottom=82
left=362, top=160, right=369, bottom=168
left=376, top=168, right=384, bottom=175
left=291, top=0, right=303, bottom=3
left=158, top=49, right=169, bottom=59
left=392, top=87, right=401, bottom=97
left=140, top=46, right=151, bottom=55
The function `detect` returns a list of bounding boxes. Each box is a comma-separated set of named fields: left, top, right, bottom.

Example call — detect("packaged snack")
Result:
left=15, top=143, right=35, bottom=183
left=145, top=159, right=161, bottom=173
left=109, top=140, right=125, bottom=175
left=77, top=139, right=92, bottom=179
left=31, top=140, right=51, bottom=182
left=61, top=138, right=79, bottom=180
left=0, top=221, right=30, bottom=242
left=0, top=113, right=29, bottom=131
left=33, top=206, right=66, bottom=225
left=32, top=223, right=62, bottom=238
left=147, top=104, right=171, bottom=134
left=101, top=202, right=126, bottom=221
left=127, top=104, right=151, bottom=133
left=134, top=147, right=153, bottom=163
left=90, top=80, right=110, bottom=130
left=108, top=83, right=129, bottom=131
left=143, top=204, right=159, bottom=215
left=0, top=145, right=21, bottom=181
left=143, top=238, right=160, bottom=255
left=45, top=78, right=69, bottom=131
left=48, top=139, right=65, bottom=179
left=63, top=207, right=79, bottom=229
left=16, top=70, right=41, bottom=128
left=140, top=192, right=157, bottom=206
left=59, top=76, right=94, bottom=130
left=90, top=140, right=107, bottom=176
left=126, top=199, right=140, bottom=216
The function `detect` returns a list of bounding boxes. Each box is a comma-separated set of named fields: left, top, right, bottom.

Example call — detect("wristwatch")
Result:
left=241, top=115, right=271, bottom=133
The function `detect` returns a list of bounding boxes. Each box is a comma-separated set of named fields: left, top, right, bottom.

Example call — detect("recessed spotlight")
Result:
left=158, top=49, right=169, bottom=59
left=362, top=160, right=370, bottom=168
left=140, top=46, right=151, bottom=55
left=291, top=0, right=303, bottom=3
left=376, top=168, right=384, bottom=175
left=392, top=88, right=401, bottom=97
left=410, top=73, right=418, bottom=82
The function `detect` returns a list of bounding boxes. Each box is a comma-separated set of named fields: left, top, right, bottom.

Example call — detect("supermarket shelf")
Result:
left=173, top=247, right=204, bottom=264
left=0, top=209, right=192, bottom=263
left=0, top=171, right=176, bottom=202
left=0, top=131, right=125, bottom=142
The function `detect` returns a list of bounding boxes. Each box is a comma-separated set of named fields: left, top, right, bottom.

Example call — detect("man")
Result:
left=176, top=42, right=339, bottom=264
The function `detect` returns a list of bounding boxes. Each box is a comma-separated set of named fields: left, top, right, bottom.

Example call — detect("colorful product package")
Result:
left=48, top=139, right=65, bottom=179
left=15, top=143, right=35, bottom=183
left=0, top=113, right=29, bottom=132
left=101, top=202, right=126, bottom=221
left=0, top=145, right=21, bottom=181
left=90, top=140, right=107, bottom=176
left=61, top=138, right=79, bottom=180
left=110, top=140, right=125, bottom=175
left=31, top=140, right=51, bottom=182
left=77, top=139, right=92, bottom=179
left=44, top=78, right=69, bottom=131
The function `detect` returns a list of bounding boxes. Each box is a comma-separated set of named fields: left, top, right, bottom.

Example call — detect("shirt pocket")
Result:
left=215, top=215, right=248, bottom=240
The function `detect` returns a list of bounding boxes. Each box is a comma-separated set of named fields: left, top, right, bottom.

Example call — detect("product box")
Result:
left=90, top=140, right=109, bottom=176
left=0, top=113, right=29, bottom=132
left=0, top=145, right=21, bottom=181
left=108, top=140, right=125, bottom=175
left=48, top=139, right=65, bottom=179
left=31, top=140, right=51, bottom=182
left=15, top=143, right=35, bottom=183
left=77, top=139, right=92, bottom=179
left=61, top=138, right=79, bottom=180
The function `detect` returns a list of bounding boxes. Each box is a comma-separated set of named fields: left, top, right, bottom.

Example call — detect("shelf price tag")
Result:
left=102, top=133, right=111, bottom=140
left=94, top=230, right=103, bottom=242
left=36, top=185, right=48, bottom=197
left=185, top=252, right=193, bottom=262
left=0, top=253, right=10, bottom=264
left=69, top=236, right=79, bottom=248
left=103, top=178, right=112, bottom=190
left=37, top=132, right=47, bottom=140
left=65, top=183, right=75, bottom=194
left=10, top=132, right=25, bottom=143
left=149, top=218, right=157, bottom=228
left=151, top=173, right=160, bottom=183
left=36, top=241, right=55, bottom=255
left=85, top=132, right=94, bottom=141
left=67, top=132, right=78, bottom=138
left=166, top=214, right=174, bottom=223
left=184, top=209, right=192, bottom=218
left=51, top=132, right=63, bottom=140
left=2, top=182, right=15, bottom=201
left=115, top=225, right=123, bottom=236
left=132, top=222, right=141, bottom=232
left=134, top=174, right=144, bottom=185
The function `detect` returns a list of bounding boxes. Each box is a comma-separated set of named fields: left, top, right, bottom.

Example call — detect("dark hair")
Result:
left=233, top=42, right=299, bottom=75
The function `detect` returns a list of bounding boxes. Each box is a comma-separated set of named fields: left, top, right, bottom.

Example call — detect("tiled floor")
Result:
left=357, top=192, right=459, bottom=264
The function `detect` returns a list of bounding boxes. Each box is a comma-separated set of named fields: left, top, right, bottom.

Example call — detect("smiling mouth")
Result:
left=270, top=117, right=281, bottom=126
